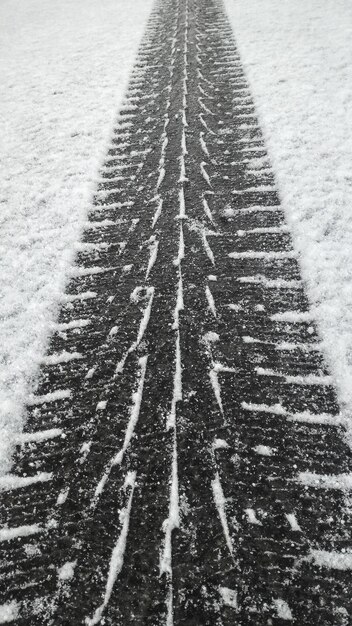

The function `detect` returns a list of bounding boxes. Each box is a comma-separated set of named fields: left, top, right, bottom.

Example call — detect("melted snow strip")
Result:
left=85, top=472, right=137, bottom=625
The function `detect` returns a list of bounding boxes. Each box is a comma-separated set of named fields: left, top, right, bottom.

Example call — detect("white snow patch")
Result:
left=219, top=586, right=238, bottom=610
left=273, top=599, right=293, bottom=621
left=308, top=549, right=352, bottom=571
left=205, top=286, right=217, bottom=318
left=58, top=560, right=77, bottom=581
left=0, top=472, right=52, bottom=492
left=298, top=471, right=352, bottom=491
left=27, top=389, right=72, bottom=406
left=0, top=524, right=41, bottom=542
left=0, top=602, right=19, bottom=624
left=213, top=439, right=229, bottom=451
left=245, top=508, right=262, bottom=525
left=212, top=473, right=234, bottom=558
left=285, top=513, right=302, bottom=532
left=15, top=428, right=62, bottom=444
left=253, top=445, right=273, bottom=456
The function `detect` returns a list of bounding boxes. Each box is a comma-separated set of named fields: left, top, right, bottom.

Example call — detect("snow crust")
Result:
left=0, top=0, right=153, bottom=473
left=223, top=0, right=352, bottom=412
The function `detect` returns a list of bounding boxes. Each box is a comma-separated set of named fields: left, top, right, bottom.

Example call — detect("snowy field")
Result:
left=224, top=0, right=352, bottom=415
left=0, top=0, right=153, bottom=473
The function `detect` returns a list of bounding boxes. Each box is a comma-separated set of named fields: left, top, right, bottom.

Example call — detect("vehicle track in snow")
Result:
left=1, top=0, right=352, bottom=624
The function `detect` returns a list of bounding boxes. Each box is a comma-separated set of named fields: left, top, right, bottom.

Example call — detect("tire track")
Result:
left=1, top=0, right=352, bottom=624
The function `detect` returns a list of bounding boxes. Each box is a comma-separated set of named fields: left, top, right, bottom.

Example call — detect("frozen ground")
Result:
left=223, top=0, right=352, bottom=411
left=0, top=0, right=153, bottom=473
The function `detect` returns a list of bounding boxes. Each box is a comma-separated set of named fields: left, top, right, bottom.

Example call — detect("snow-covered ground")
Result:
left=0, top=0, right=153, bottom=473
left=224, top=0, right=352, bottom=411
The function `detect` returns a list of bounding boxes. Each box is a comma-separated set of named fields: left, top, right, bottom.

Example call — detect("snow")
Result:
left=219, top=586, right=238, bottom=610
left=285, top=513, right=302, bottom=533
left=0, top=524, right=41, bottom=542
left=0, top=472, right=52, bottom=492
left=15, top=428, right=62, bottom=444
left=205, top=286, right=217, bottom=318
left=273, top=599, right=293, bottom=621
left=308, top=549, right=352, bottom=571
left=253, top=445, right=273, bottom=457
left=0, top=602, right=19, bottom=624
left=0, top=0, right=154, bottom=474
left=223, top=0, right=352, bottom=414
left=86, top=471, right=137, bottom=625
left=94, top=356, right=147, bottom=502
left=245, top=508, right=262, bottom=526
left=58, top=560, right=77, bottom=581
left=115, top=288, right=154, bottom=374
left=212, top=473, right=235, bottom=558
left=255, top=368, right=333, bottom=386
left=27, top=389, right=72, bottom=406
left=298, top=472, right=352, bottom=491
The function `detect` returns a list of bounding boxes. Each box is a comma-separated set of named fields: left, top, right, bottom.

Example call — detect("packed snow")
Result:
left=0, top=0, right=153, bottom=473
left=223, top=0, right=352, bottom=413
